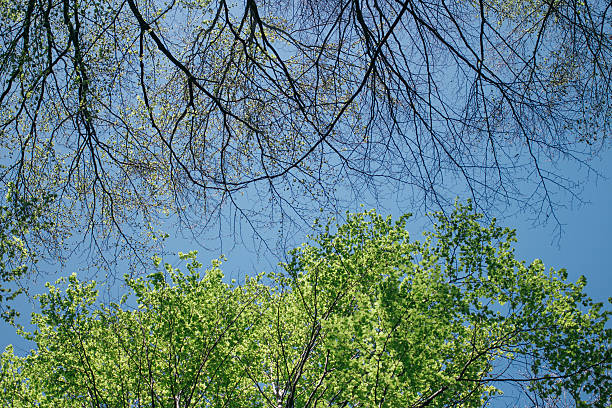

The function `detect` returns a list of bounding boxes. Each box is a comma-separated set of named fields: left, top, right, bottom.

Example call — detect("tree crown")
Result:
left=1, top=203, right=610, bottom=407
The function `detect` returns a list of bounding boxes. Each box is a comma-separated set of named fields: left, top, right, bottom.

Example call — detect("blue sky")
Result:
left=511, top=149, right=612, bottom=306
left=0, top=148, right=609, bottom=408
left=1, top=144, right=610, bottom=365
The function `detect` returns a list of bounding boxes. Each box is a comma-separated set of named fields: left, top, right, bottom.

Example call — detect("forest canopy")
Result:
left=1, top=0, right=610, bottom=401
left=0, top=0, right=609, bottom=272
left=1, top=204, right=610, bottom=407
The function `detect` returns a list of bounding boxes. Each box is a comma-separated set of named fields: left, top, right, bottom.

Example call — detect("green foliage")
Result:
left=1, top=203, right=610, bottom=406
left=0, top=184, right=54, bottom=323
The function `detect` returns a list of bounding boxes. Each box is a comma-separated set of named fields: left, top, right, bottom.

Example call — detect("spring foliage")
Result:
left=1, top=204, right=610, bottom=407
left=0, top=185, right=53, bottom=323
left=1, top=0, right=609, bottom=269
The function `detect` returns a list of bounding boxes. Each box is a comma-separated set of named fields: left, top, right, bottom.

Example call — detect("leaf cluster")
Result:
left=1, top=203, right=610, bottom=407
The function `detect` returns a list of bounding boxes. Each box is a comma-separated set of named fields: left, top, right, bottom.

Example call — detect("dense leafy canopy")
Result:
left=1, top=204, right=609, bottom=407
left=0, top=0, right=609, bottom=272
left=1, top=0, right=609, bottom=403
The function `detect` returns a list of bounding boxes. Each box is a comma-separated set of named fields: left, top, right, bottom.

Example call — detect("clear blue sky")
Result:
left=510, top=149, right=612, bottom=307
left=1, top=147, right=610, bottom=357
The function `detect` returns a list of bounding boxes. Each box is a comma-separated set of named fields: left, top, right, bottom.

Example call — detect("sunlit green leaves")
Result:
left=1, top=203, right=610, bottom=406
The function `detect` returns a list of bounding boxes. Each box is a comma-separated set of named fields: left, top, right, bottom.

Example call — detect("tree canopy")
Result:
left=2, top=204, right=610, bottom=407
left=0, top=0, right=609, bottom=270
left=0, top=184, right=53, bottom=323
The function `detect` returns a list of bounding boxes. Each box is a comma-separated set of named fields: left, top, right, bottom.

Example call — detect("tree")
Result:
left=0, top=184, right=54, bottom=323
left=2, top=203, right=610, bottom=407
left=0, top=0, right=609, bottom=270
